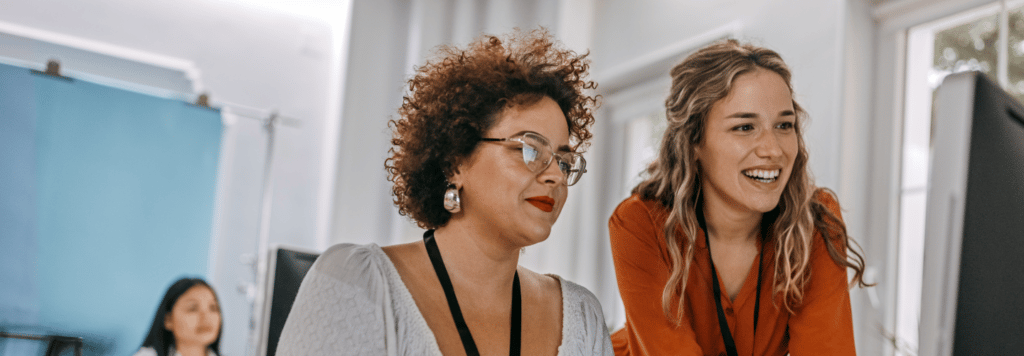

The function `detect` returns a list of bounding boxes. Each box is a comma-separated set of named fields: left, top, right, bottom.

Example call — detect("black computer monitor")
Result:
left=255, top=245, right=319, bottom=356
left=919, top=71, right=1024, bottom=355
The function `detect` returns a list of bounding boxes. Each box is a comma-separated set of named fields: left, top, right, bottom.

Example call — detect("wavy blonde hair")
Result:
left=633, top=39, right=871, bottom=325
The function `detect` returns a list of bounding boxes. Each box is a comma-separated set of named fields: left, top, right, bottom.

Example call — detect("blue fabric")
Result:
left=0, top=63, right=223, bottom=356
left=0, top=61, right=41, bottom=328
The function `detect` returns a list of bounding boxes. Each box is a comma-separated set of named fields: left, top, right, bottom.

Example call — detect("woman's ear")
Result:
left=448, top=163, right=465, bottom=189
left=164, top=314, right=174, bottom=331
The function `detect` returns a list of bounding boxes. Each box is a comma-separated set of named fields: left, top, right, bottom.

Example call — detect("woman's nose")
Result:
left=537, top=157, right=566, bottom=186
left=755, top=131, right=784, bottom=158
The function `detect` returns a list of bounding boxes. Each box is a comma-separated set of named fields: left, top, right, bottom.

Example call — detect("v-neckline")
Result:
left=716, top=249, right=762, bottom=306
left=375, top=243, right=571, bottom=355
left=699, top=230, right=766, bottom=308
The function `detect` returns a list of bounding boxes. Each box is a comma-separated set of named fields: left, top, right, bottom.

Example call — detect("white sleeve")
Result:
left=275, top=244, right=391, bottom=356
left=580, top=288, right=614, bottom=356
left=559, top=278, right=614, bottom=356
left=132, top=347, right=157, bottom=356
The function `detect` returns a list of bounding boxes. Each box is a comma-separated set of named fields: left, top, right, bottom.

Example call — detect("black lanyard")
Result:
left=423, top=230, right=521, bottom=356
left=696, top=208, right=768, bottom=356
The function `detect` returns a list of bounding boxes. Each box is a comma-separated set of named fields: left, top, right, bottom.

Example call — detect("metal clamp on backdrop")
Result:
left=29, top=59, right=73, bottom=82
left=185, top=92, right=302, bottom=129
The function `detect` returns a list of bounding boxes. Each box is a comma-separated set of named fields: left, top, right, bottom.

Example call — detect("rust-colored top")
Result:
left=609, top=192, right=855, bottom=356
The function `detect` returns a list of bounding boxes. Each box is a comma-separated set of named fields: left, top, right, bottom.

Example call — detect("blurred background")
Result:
left=0, top=0, right=1016, bottom=355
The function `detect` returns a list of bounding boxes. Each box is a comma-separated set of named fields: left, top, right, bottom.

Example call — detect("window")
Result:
left=897, top=1, right=1024, bottom=353
left=622, top=110, right=667, bottom=198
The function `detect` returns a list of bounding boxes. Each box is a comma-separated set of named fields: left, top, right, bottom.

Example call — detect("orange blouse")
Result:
left=609, top=192, right=855, bottom=356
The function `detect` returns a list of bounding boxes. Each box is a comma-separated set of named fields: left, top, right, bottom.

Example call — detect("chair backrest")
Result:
left=44, top=335, right=83, bottom=356
left=0, top=331, right=82, bottom=356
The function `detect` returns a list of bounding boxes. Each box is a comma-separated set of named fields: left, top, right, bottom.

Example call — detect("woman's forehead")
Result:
left=179, top=286, right=216, bottom=302
left=487, top=97, right=570, bottom=145
left=708, top=70, right=793, bottom=120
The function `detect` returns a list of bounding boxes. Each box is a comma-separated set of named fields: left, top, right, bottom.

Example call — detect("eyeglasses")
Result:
left=480, top=132, right=587, bottom=186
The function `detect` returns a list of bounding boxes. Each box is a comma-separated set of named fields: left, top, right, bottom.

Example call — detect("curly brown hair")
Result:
left=386, top=28, right=598, bottom=229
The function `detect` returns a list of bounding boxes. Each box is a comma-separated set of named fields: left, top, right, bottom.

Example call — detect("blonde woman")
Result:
left=609, top=40, right=870, bottom=356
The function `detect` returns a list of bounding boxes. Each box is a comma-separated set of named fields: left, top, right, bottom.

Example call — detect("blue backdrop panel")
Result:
left=0, top=63, right=41, bottom=328
left=0, top=63, right=223, bottom=356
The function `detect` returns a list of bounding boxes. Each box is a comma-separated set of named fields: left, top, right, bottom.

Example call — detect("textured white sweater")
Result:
left=276, top=243, right=613, bottom=356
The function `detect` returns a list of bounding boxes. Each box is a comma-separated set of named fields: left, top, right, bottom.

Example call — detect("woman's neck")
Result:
left=702, top=196, right=762, bottom=244
left=433, top=219, right=521, bottom=296
left=173, top=342, right=207, bottom=356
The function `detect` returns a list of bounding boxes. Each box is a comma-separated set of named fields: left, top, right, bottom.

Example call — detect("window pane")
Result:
left=622, top=110, right=666, bottom=198
left=899, top=7, right=1001, bottom=356
left=933, top=13, right=999, bottom=79
left=1008, top=6, right=1024, bottom=103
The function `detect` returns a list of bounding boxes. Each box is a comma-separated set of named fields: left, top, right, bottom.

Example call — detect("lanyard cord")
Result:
left=697, top=208, right=768, bottom=356
left=423, top=230, right=521, bottom=356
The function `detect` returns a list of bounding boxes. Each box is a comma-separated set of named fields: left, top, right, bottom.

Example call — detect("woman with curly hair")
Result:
left=276, top=29, right=612, bottom=356
left=609, top=40, right=871, bottom=356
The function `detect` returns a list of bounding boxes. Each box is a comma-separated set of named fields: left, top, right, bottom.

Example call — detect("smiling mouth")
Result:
left=742, top=169, right=781, bottom=183
left=526, top=196, right=555, bottom=212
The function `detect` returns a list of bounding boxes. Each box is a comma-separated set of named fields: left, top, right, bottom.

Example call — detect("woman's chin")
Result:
left=518, top=225, right=553, bottom=248
left=757, top=203, right=781, bottom=213
left=194, top=334, right=219, bottom=346
left=745, top=193, right=783, bottom=213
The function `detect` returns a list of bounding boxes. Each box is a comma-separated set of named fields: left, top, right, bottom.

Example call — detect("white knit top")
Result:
left=275, top=243, right=613, bottom=356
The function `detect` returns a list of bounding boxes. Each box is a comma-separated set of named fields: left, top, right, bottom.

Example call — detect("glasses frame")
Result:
left=480, top=132, right=587, bottom=186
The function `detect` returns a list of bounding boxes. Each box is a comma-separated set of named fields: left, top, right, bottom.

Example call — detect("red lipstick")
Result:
left=525, top=196, right=555, bottom=212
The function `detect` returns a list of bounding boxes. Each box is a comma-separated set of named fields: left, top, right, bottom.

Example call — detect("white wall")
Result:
left=0, top=1, right=342, bottom=355
left=329, top=0, right=413, bottom=247
left=840, top=0, right=884, bottom=354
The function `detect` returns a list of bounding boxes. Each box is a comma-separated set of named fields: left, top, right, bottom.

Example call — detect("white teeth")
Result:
left=742, top=169, right=781, bottom=181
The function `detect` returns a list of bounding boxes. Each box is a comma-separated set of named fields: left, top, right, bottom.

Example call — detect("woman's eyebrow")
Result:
left=724, top=110, right=796, bottom=119
left=724, top=112, right=758, bottom=119
left=510, top=130, right=571, bottom=150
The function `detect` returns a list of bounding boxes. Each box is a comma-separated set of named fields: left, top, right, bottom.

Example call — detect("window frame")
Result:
left=869, top=0, right=1009, bottom=354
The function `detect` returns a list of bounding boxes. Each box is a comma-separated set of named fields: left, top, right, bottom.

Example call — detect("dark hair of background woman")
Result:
left=386, top=27, right=599, bottom=229
left=140, top=277, right=222, bottom=356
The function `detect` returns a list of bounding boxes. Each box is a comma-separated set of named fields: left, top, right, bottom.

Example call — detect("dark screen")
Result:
left=265, top=249, right=318, bottom=356
left=953, top=73, right=1024, bottom=355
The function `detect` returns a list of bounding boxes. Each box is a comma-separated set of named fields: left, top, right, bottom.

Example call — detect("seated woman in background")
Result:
left=609, top=40, right=871, bottom=356
left=276, top=29, right=612, bottom=356
left=136, top=277, right=222, bottom=356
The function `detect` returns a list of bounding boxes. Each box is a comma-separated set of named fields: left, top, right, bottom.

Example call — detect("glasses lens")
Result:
left=566, top=155, right=586, bottom=186
left=519, top=134, right=551, bottom=172
left=519, top=133, right=585, bottom=186
left=521, top=143, right=540, bottom=168
left=556, top=159, right=571, bottom=175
